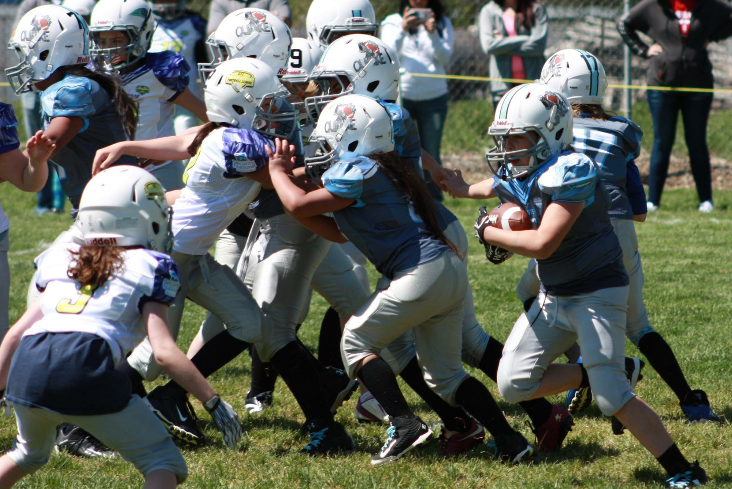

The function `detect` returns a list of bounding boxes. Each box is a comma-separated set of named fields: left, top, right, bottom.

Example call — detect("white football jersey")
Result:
left=26, top=242, right=181, bottom=366
left=149, top=15, right=206, bottom=97
left=172, top=127, right=272, bottom=255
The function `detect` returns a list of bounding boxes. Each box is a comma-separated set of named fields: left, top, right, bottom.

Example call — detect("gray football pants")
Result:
left=515, top=219, right=655, bottom=346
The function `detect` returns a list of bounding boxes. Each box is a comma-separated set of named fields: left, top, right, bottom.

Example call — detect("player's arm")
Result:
left=481, top=201, right=584, bottom=259
left=93, top=133, right=197, bottom=174
left=173, top=88, right=209, bottom=123
left=443, top=169, right=496, bottom=199
left=0, top=132, right=53, bottom=192
left=421, top=149, right=452, bottom=191
left=41, top=116, right=84, bottom=157
left=0, top=301, right=43, bottom=391
left=291, top=215, right=348, bottom=243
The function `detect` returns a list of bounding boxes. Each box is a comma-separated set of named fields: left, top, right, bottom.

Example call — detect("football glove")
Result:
left=204, top=395, right=242, bottom=449
left=474, top=206, right=513, bottom=265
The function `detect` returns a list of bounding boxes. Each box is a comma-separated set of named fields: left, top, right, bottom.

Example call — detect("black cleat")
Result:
left=371, top=416, right=432, bottom=465
left=55, top=423, right=115, bottom=458
left=145, top=385, right=205, bottom=446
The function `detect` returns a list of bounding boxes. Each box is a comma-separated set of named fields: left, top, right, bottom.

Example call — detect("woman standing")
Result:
left=478, top=0, right=548, bottom=105
left=618, top=0, right=732, bottom=212
left=380, top=0, right=454, bottom=201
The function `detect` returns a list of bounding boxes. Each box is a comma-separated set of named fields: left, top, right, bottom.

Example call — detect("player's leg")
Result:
left=2, top=404, right=60, bottom=486
left=0, top=231, right=9, bottom=342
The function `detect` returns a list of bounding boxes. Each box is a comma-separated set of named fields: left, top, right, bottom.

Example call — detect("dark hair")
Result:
left=494, top=0, right=539, bottom=31
left=399, top=0, right=445, bottom=24
left=58, top=65, right=138, bottom=140
left=572, top=103, right=615, bottom=121
left=67, top=245, right=125, bottom=288
left=369, top=151, right=458, bottom=256
left=188, top=121, right=222, bottom=156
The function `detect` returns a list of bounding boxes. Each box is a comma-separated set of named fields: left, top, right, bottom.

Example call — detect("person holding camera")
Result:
left=381, top=0, right=454, bottom=201
left=478, top=0, right=548, bottom=106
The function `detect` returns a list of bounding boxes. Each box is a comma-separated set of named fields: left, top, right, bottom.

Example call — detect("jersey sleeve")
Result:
left=322, top=158, right=369, bottom=204
left=611, top=116, right=644, bottom=160
left=40, top=77, right=96, bottom=132
left=537, top=153, right=598, bottom=205
left=149, top=51, right=191, bottom=98
left=625, top=160, right=647, bottom=215
left=137, top=252, right=181, bottom=311
left=0, top=103, right=20, bottom=155
left=221, top=128, right=271, bottom=178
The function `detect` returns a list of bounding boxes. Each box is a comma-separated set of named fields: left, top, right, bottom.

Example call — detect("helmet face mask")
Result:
left=150, top=0, right=185, bottom=21
left=306, top=0, right=379, bottom=49
left=6, top=6, right=91, bottom=94
left=89, top=0, right=155, bottom=72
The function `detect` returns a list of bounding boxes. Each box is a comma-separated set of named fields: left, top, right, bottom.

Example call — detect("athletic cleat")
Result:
left=371, top=416, right=432, bottom=465
left=490, top=430, right=534, bottom=464
left=320, top=366, right=358, bottom=414
left=300, top=419, right=355, bottom=456
left=667, top=461, right=708, bottom=488
left=532, top=405, right=573, bottom=452
left=55, top=424, right=115, bottom=458
left=145, top=385, right=205, bottom=446
left=438, top=417, right=485, bottom=457
left=566, top=357, right=593, bottom=415
left=611, top=357, right=645, bottom=435
left=681, top=390, right=721, bottom=423
left=355, top=391, right=389, bottom=424
left=245, top=391, right=273, bottom=415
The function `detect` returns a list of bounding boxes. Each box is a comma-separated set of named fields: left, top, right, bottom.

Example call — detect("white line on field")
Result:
left=9, top=241, right=52, bottom=256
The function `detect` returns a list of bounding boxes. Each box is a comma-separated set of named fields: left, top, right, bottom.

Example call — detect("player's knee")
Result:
left=133, top=447, right=188, bottom=484
left=8, top=446, right=51, bottom=475
left=496, top=357, right=537, bottom=404
left=587, top=365, right=634, bottom=416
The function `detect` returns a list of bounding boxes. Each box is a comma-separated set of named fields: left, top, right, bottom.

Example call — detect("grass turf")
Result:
left=1, top=185, right=730, bottom=488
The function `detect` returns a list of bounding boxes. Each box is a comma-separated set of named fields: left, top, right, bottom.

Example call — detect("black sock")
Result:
left=296, top=337, right=327, bottom=374
left=249, top=345, right=278, bottom=396
left=358, top=358, right=414, bottom=419
left=317, top=307, right=344, bottom=370
left=579, top=364, right=590, bottom=388
left=478, top=336, right=504, bottom=383
left=271, top=341, right=332, bottom=421
left=638, top=332, right=693, bottom=403
left=519, top=399, right=554, bottom=428
left=455, top=376, right=514, bottom=438
left=399, top=357, right=470, bottom=432
left=657, top=443, right=691, bottom=476
left=116, top=361, right=147, bottom=398
left=165, top=331, right=250, bottom=395
left=522, top=296, right=536, bottom=313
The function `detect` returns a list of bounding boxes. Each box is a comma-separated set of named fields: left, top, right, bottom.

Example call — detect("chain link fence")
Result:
left=3, top=0, right=732, bottom=186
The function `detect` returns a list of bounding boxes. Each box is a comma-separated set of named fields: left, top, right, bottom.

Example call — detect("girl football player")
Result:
left=0, top=166, right=241, bottom=488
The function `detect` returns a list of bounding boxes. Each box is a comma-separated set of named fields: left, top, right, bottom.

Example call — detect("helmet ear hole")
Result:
left=555, top=128, right=564, bottom=141
left=152, top=222, right=160, bottom=235
left=39, top=50, right=49, bottom=61
left=232, top=104, right=245, bottom=115
left=366, top=80, right=379, bottom=93
left=348, top=140, right=358, bottom=152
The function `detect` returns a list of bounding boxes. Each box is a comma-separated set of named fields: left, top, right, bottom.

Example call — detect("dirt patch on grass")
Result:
left=443, top=152, right=732, bottom=190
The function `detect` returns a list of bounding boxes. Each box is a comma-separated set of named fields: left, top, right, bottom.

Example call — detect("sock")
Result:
left=249, top=345, right=278, bottom=396
left=164, top=330, right=250, bottom=395
left=522, top=296, right=536, bottom=313
left=297, top=338, right=328, bottom=374
left=657, top=443, right=691, bottom=476
left=638, top=332, right=693, bottom=404
left=455, top=376, right=514, bottom=438
left=579, top=363, right=590, bottom=388
left=478, top=336, right=504, bottom=383
left=399, top=357, right=470, bottom=432
left=271, top=341, right=332, bottom=421
left=317, top=307, right=344, bottom=370
left=116, top=361, right=147, bottom=398
left=519, top=399, right=554, bottom=428
left=358, top=358, right=414, bottom=419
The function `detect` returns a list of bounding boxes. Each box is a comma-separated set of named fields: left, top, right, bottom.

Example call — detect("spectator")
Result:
left=618, top=0, right=732, bottom=213
left=381, top=0, right=454, bottom=201
left=207, top=0, right=291, bottom=32
left=478, top=0, right=548, bottom=106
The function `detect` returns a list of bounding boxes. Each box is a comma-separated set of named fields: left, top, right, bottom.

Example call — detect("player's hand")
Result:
left=204, top=395, right=242, bottom=449
left=647, top=44, right=663, bottom=56
left=266, top=137, right=296, bottom=174
left=443, top=169, right=471, bottom=198
left=26, top=130, right=56, bottom=164
left=474, top=206, right=492, bottom=244
left=93, top=143, right=126, bottom=175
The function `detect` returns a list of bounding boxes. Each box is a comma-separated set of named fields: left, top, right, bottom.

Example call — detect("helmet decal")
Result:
left=324, top=103, right=357, bottom=133
left=225, top=70, right=255, bottom=90
left=538, top=91, right=569, bottom=131
left=20, top=14, right=52, bottom=44
left=129, top=7, right=148, bottom=17
left=539, top=53, right=564, bottom=84
left=239, top=11, right=271, bottom=36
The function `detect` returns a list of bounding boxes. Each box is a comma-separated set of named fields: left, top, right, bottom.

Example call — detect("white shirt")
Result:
left=380, top=13, right=454, bottom=101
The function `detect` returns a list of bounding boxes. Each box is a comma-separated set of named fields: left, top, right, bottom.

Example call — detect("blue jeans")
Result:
left=402, top=94, right=449, bottom=201
left=646, top=89, right=713, bottom=205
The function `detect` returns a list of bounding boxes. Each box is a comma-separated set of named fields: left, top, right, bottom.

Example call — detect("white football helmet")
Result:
left=198, top=8, right=291, bottom=83
left=204, top=58, right=297, bottom=140
left=77, top=166, right=172, bottom=253
left=306, top=0, right=378, bottom=48
left=6, top=5, right=90, bottom=94
left=306, top=94, right=394, bottom=181
left=306, top=35, right=399, bottom=122
left=280, top=37, right=323, bottom=83
left=62, top=0, right=97, bottom=18
left=89, top=0, right=155, bottom=71
left=538, top=49, right=608, bottom=105
left=486, top=83, right=574, bottom=180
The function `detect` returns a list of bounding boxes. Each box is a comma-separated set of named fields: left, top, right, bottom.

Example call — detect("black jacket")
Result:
left=618, top=0, right=732, bottom=88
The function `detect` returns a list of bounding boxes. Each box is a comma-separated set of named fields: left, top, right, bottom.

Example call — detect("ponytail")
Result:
left=572, top=103, right=615, bottom=121
left=187, top=122, right=221, bottom=156
left=67, top=245, right=125, bottom=289
left=369, top=151, right=458, bottom=256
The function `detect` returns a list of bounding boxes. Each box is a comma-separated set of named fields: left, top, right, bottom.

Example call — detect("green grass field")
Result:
left=1, top=185, right=731, bottom=488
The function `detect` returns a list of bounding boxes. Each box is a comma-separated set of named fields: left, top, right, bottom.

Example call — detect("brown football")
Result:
left=487, top=202, right=533, bottom=231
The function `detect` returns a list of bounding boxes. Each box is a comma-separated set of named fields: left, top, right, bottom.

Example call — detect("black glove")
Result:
left=474, top=206, right=513, bottom=264
left=204, top=395, right=242, bottom=449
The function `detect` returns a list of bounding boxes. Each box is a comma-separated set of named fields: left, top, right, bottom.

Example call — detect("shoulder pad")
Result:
left=323, top=156, right=377, bottom=203
left=221, top=128, right=271, bottom=177
left=141, top=251, right=180, bottom=307
left=41, top=76, right=96, bottom=129
left=147, top=51, right=190, bottom=92
left=537, top=153, right=598, bottom=203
